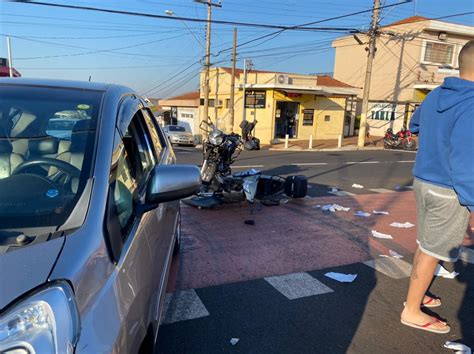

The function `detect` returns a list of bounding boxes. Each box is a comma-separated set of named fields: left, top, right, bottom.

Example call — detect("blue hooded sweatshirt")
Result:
left=410, top=77, right=474, bottom=211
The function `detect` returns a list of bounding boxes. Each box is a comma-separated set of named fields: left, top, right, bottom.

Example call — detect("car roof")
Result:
left=0, top=77, right=134, bottom=94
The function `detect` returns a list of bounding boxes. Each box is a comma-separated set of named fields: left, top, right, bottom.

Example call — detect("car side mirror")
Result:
left=146, top=164, right=201, bottom=205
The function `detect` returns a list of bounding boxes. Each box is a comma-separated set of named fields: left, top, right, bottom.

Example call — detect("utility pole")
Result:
left=6, top=37, right=13, bottom=78
left=194, top=0, right=222, bottom=129
left=357, top=0, right=381, bottom=148
left=242, top=58, right=252, bottom=123
left=229, top=28, right=237, bottom=130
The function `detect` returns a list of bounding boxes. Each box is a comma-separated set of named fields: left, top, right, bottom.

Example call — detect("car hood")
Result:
left=168, top=131, right=193, bottom=137
left=0, top=237, right=64, bottom=311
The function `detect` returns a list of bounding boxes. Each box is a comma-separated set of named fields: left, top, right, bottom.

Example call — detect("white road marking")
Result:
left=346, top=161, right=380, bottom=165
left=328, top=190, right=356, bottom=196
left=265, top=272, right=334, bottom=300
left=291, top=162, right=328, bottom=166
left=162, top=289, right=210, bottom=324
left=397, top=160, right=415, bottom=163
left=364, top=257, right=412, bottom=279
left=369, top=188, right=396, bottom=194
left=459, top=246, right=474, bottom=264
left=232, top=165, right=264, bottom=169
left=405, top=185, right=414, bottom=190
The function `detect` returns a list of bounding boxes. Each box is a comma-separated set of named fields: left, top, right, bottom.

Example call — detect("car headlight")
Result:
left=0, top=282, right=80, bottom=354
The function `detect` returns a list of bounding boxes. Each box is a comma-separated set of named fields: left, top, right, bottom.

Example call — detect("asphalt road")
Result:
left=173, top=147, right=416, bottom=197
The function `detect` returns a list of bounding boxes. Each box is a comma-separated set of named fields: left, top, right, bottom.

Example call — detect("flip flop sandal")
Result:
left=403, top=297, right=442, bottom=308
left=401, top=317, right=450, bottom=334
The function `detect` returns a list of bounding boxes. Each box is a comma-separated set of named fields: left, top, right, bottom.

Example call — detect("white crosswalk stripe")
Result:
left=265, top=272, right=334, bottom=300
left=162, top=289, right=210, bottom=324
left=369, top=188, right=396, bottom=194
left=363, top=257, right=413, bottom=279
left=328, top=190, right=356, bottom=196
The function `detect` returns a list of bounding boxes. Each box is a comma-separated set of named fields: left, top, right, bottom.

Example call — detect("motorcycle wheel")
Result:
left=201, top=161, right=217, bottom=185
left=403, top=139, right=417, bottom=151
left=383, top=140, right=391, bottom=149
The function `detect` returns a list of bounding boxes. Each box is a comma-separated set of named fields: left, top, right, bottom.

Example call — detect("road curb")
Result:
left=268, top=146, right=386, bottom=152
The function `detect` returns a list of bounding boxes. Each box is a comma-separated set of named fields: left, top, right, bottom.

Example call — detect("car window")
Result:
left=142, top=109, right=164, bottom=160
left=0, top=85, right=102, bottom=230
left=109, top=111, right=156, bottom=238
left=169, top=126, right=186, bottom=132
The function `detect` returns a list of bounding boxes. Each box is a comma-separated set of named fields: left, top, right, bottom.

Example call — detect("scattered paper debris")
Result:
left=395, top=185, right=402, bottom=190
left=280, top=199, right=289, bottom=204
left=230, top=338, right=240, bottom=346
left=373, top=210, right=389, bottom=215
left=352, top=183, right=364, bottom=189
left=313, top=205, right=321, bottom=209
left=444, top=341, right=471, bottom=354
left=354, top=211, right=371, bottom=217
left=371, top=230, right=393, bottom=239
left=329, top=187, right=339, bottom=193
left=390, top=222, right=415, bottom=228
left=435, top=264, right=459, bottom=279
left=324, top=272, right=357, bottom=283
left=322, top=204, right=351, bottom=212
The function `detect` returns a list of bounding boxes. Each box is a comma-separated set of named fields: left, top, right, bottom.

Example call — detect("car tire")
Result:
left=173, top=207, right=182, bottom=255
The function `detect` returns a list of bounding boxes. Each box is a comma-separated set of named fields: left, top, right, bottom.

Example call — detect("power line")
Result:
left=9, top=1, right=361, bottom=32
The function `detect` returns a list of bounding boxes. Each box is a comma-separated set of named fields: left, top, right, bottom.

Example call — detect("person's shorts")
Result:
left=414, top=178, right=470, bottom=262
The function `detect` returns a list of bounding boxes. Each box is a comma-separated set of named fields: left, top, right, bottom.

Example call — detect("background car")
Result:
left=163, top=125, right=195, bottom=146
left=0, top=78, right=201, bottom=354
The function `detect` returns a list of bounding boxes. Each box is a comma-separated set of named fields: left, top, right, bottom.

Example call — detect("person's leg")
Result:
left=400, top=248, right=447, bottom=330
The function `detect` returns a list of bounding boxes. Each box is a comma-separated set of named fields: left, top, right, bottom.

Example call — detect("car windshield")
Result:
left=169, top=126, right=186, bottom=132
left=0, top=85, right=103, bottom=231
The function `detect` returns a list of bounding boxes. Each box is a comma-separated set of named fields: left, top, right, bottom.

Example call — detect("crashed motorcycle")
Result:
left=183, top=120, right=307, bottom=209
left=384, top=127, right=417, bottom=151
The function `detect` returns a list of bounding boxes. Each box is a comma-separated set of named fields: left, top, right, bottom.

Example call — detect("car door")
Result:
left=105, top=109, right=160, bottom=353
left=140, top=108, right=178, bottom=323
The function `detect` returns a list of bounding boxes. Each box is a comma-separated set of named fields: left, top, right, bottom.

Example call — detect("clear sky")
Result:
left=1, top=0, right=473, bottom=98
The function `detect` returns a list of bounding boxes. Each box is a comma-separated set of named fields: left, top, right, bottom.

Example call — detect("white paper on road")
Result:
left=324, top=272, right=357, bottom=283
left=313, top=205, right=321, bottom=209
left=373, top=210, right=389, bottom=215
left=371, top=230, right=393, bottom=239
left=380, top=250, right=404, bottom=259
left=329, top=187, right=339, bottom=193
left=444, top=341, right=472, bottom=354
left=230, top=338, right=240, bottom=346
left=354, top=211, right=371, bottom=217
left=352, top=183, right=364, bottom=189
left=435, top=264, right=459, bottom=279
left=390, top=222, right=415, bottom=228
left=322, top=204, right=351, bottom=212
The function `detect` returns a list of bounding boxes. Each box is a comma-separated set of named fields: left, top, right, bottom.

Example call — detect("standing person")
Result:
left=400, top=40, right=474, bottom=334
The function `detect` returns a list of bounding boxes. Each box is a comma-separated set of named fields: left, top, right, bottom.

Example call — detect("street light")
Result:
left=165, top=10, right=205, bottom=49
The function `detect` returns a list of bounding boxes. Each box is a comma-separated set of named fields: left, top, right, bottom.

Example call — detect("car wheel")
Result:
left=173, top=207, right=182, bottom=255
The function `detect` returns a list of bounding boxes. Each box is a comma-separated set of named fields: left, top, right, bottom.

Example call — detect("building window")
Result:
left=226, top=99, right=230, bottom=108
left=209, top=99, right=215, bottom=107
left=200, top=98, right=204, bottom=106
left=302, top=109, right=314, bottom=125
left=180, top=112, right=194, bottom=119
left=423, top=41, right=455, bottom=65
left=324, top=115, right=331, bottom=122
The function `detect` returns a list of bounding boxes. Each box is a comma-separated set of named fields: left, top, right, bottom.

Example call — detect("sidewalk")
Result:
left=266, top=135, right=385, bottom=151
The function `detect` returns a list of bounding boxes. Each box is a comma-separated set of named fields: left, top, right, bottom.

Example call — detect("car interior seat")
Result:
left=0, top=139, right=24, bottom=179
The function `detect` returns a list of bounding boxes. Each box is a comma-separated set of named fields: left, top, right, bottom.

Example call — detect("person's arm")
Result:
left=409, top=106, right=421, bottom=134
left=450, top=107, right=474, bottom=212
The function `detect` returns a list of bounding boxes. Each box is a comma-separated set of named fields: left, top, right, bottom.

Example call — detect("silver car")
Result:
left=163, top=125, right=195, bottom=146
left=0, top=78, right=201, bottom=353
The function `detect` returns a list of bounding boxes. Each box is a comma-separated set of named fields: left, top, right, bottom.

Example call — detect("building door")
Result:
left=275, top=101, right=299, bottom=139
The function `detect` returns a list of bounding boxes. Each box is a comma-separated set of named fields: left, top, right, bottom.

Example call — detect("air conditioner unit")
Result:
left=276, top=74, right=290, bottom=85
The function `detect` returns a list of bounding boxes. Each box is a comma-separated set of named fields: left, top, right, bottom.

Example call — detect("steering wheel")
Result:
left=12, top=157, right=81, bottom=179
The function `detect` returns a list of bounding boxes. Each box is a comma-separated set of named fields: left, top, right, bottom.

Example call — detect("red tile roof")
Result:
left=385, top=15, right=429, bottom=27
left=165, top=91, right=200, bottom=100
left=219, top=67, right=354, bottom=88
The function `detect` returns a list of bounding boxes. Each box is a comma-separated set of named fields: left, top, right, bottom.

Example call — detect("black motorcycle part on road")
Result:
left=284, top=175, right=308, bottom=198
left=255, top=175, right=286, bottom=200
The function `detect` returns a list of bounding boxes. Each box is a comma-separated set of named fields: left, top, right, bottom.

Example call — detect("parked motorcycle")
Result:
left=384, top=127, right=417, bottom=151
left=240, top=120, right=260, bottom=151
left=183, top=119, right=307, bottom=209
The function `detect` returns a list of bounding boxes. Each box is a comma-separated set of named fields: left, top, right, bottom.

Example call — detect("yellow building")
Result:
left=200, top=68, right=359, bottom=145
